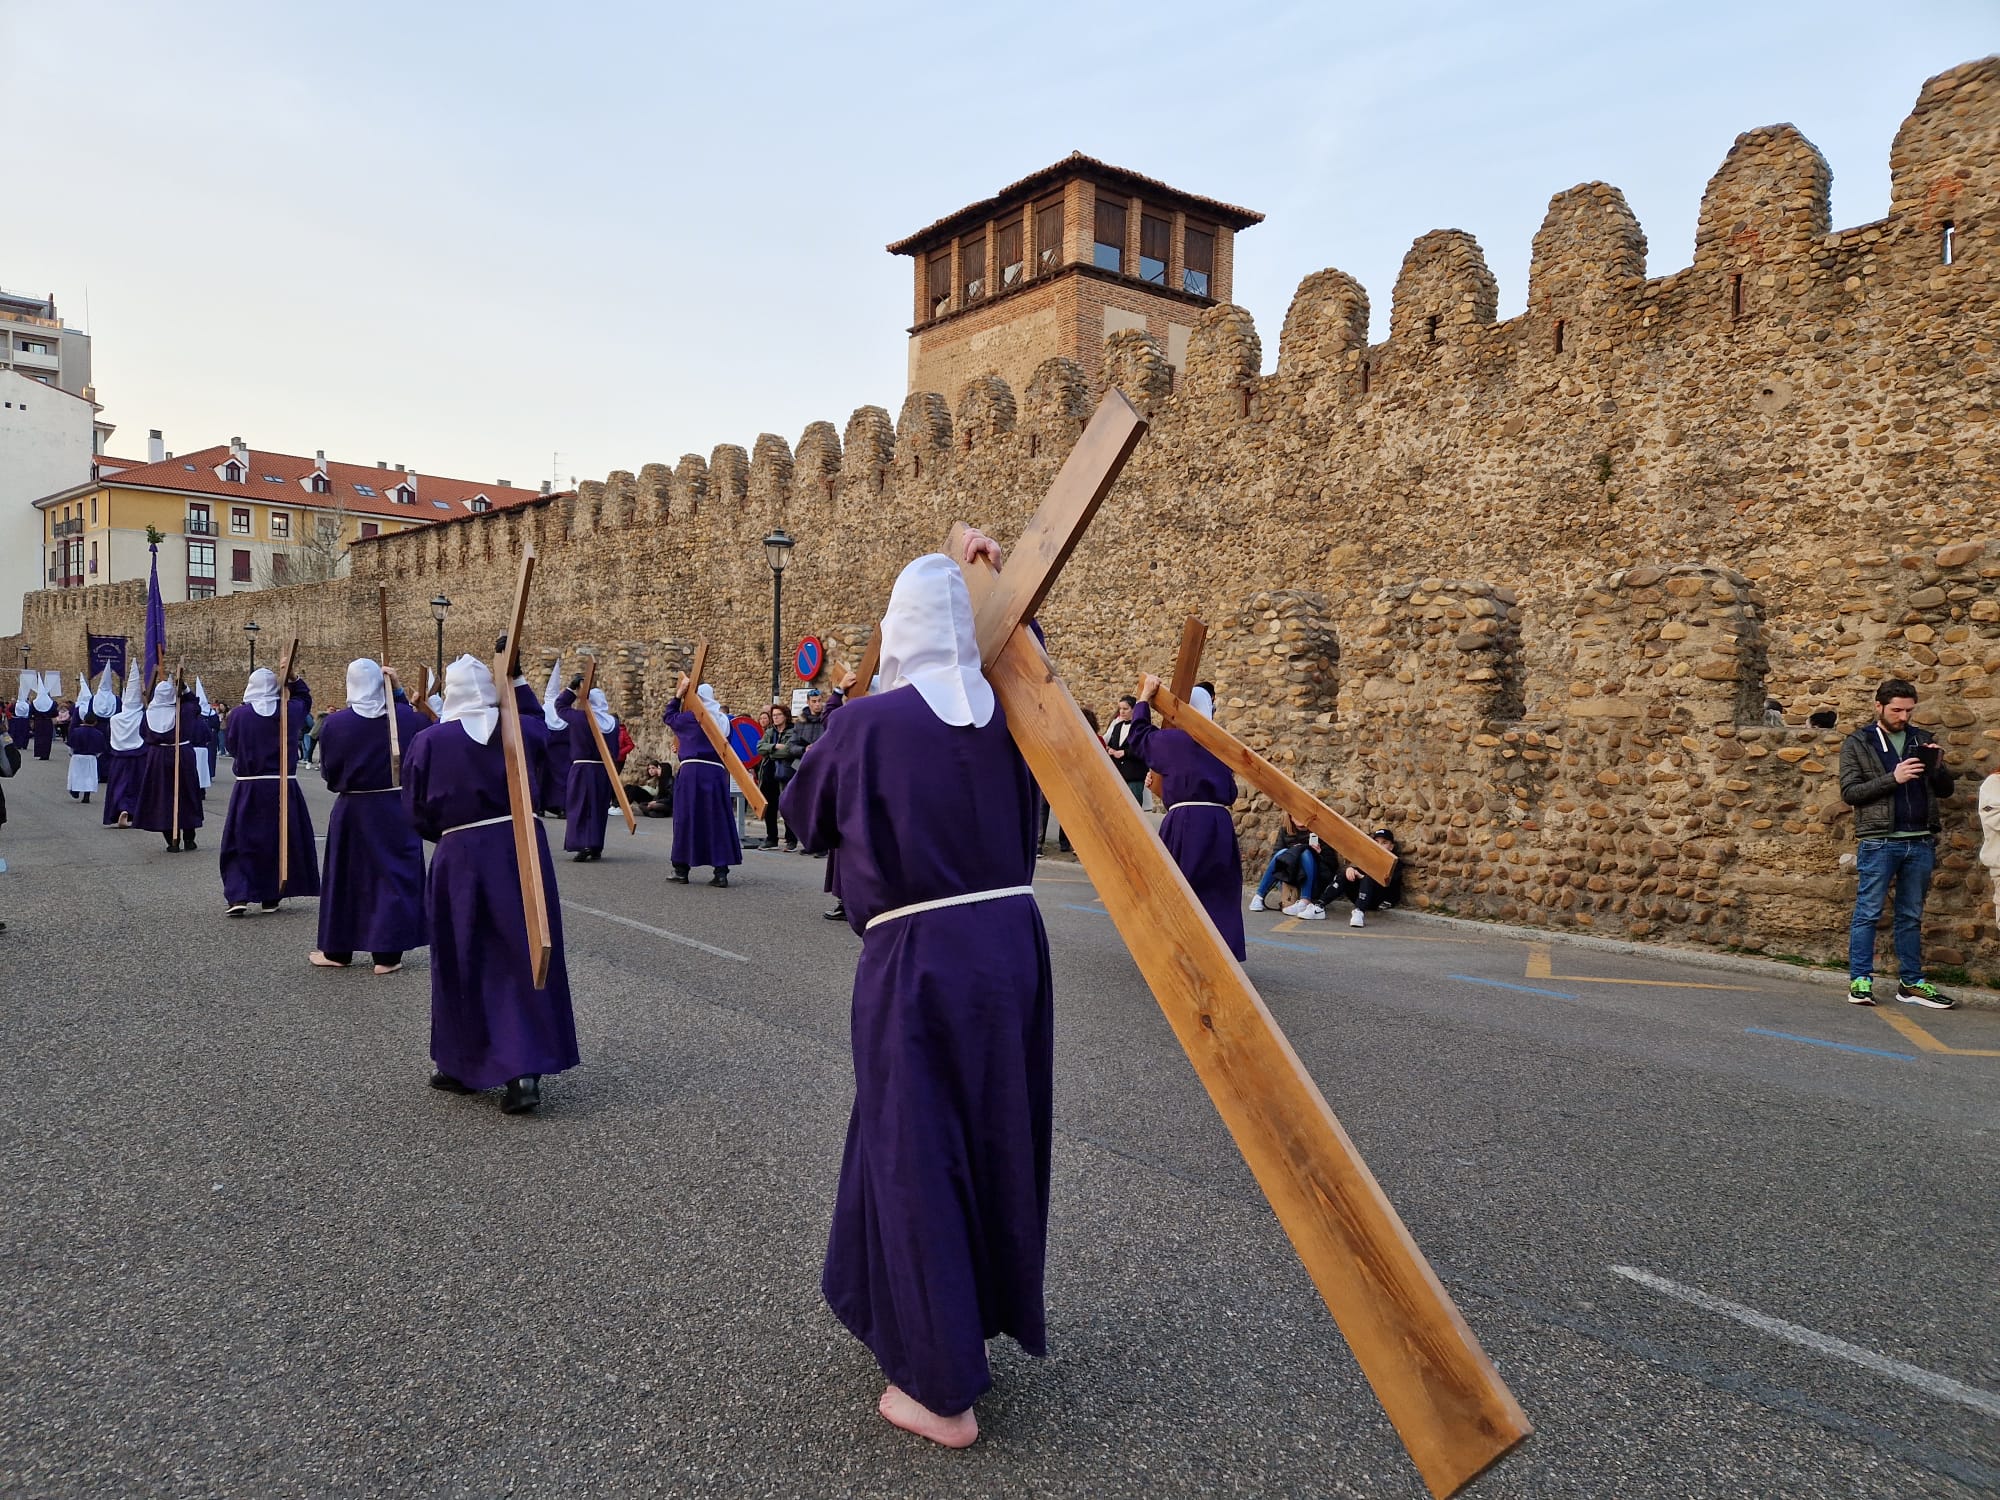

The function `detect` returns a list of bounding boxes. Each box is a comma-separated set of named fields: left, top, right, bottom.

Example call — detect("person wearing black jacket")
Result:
left=1105, top=694, right=1147, bottom=801
left=1839, top=677, right=1957, bottom=1009
left=757, top=704, right=801, bottom=849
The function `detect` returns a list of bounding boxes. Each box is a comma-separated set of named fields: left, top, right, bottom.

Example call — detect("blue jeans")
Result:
left=1848, top=837, right=1935, bottom=981
left=1256, top=849, right=1316, bottom=899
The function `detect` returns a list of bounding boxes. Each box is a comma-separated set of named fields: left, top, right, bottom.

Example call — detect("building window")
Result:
left=996, top=218, right=1023, bottom=290
left=231, top=548, right=252, bottom=583
left=393, top=484, right=416, bottom=504
left=89, top=496, right=97, bottom=524
left=317, top=516, right=339, bottom=540
left=469, top=497, right=490, bottom=513
left=187, top=502, right=215, bottom=536
left=272, top=554, right=289, bottom=584
left=353, top=484, right=377, bottom=497
left=360, top=522, right=379, bottom=538
left=1139, top=213, right=1170, bottom=286
left=187, top=540, right=217, bottom=599
left=1036, top=198, right=1064, bottom=274
left=231, top=507, right=250, bottom=534
left=270, top=511, right=291, bottom=539
left=89, top=540, right=97, bottom=575
left=223, top=461, right=243, bottom=483
left=1183, top=224, right=1214, bottom=297
left=311, top=474, right=331, bottom=495
left=961, top=234, right=987, bottom=303
left=927, top=252, right=952, bottom=320
left=1094, top=198, right=1127, bottom=273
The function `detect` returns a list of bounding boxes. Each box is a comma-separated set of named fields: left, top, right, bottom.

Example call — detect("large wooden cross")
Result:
left=576, top=655, right=638, bottom=836
left=677, top=640, right=766, bottom=816
left=952, top=390, right=1529, bottom=1498
left=1144, top=615, right=1208, bottom=802
left=493, top=545, right=554, bottom=988
left=165, top=656, right=185, bottom=850
left=377, top=587, right=403, bottom=785
left=275, top=639, right=298, bottom=884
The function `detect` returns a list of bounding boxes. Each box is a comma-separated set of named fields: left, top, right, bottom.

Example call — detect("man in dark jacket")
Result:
left=1838, top=678, right=1956, bottom=1008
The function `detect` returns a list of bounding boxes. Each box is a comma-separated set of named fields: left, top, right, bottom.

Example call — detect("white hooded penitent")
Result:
left=441, top=653, right=499, bottom=745
left=875, top=552, right=994, bottom=728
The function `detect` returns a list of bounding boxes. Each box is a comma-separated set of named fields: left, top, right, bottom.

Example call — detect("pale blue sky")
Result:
left=6, top=1, right=1993, bottom=488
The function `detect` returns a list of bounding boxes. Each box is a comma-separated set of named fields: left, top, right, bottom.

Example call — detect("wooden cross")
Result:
left=493, top=545, right=554, bottom=988
left=677, top=640, right=766, bottom=816
left=377, top=587, right=403, bottom=786
left=276, top=638, right=299, bottom=885
left=576, top=656, right=638, bottom=836
left=844, top=625, right=882, bottom=700
left=166, top=656, right=185, bottom=849
left=950, top=390, right=1529, bottom=1498
left=1138, top=677, right=1396, bottom=886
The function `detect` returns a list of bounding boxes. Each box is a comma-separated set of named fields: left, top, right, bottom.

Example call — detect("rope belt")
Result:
left=864, top=885, right=1037, bottom=933
left=343, top=786, right=399, bottom=795
left=443, top=814, right=512, bottom=836
left=572, top=758, right=602, bottom=765
left=678, top=758, right=724, bottom=770
left=1166, top=800, right=1232, bottom=813
left=233, top=774, right=286, bottom=781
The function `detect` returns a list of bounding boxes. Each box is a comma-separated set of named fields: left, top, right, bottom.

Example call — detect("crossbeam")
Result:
left=950, top=390, right=1528, bottom=1498
left=493, top=547, right=554, bottom=989
left=678, top=640, right=766, bottom=815
left=578, top=656, right=638, bottom=835
left=276, top=640, right=297, bottom=883
left=378, top=587, right=402, bottom=785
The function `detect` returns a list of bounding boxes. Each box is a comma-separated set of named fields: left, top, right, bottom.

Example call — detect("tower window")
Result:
left=1730, top=273, right=1744, bottom=320
left=1426, top=315, right=1440, bottom=341
left=1553, top=318, right=1566, bottom=354
left=1183, top=224, right=1214, bottom=297
left=1139, top=213, right=1170, bottom=286
left=1942, top=221, right=1955, bottom=265
left=927, top=252, right=952, bottom=319
left=995, top=218, right=1023, bottom=290
left=961, top=234, right=987, bottom=303
left=1036, top=198, right=1064, bottom=274
left=1094, top=198, right=1126, bottom=274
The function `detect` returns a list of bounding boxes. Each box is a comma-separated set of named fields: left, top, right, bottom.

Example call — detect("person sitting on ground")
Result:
left=1324, top=828, right=1403, bottom=928
left=1249, top=813, right=1320, bottom=917
left=624, top=760, right=673, bottom=818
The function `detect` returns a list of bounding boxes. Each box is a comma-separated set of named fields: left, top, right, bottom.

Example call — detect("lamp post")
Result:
left=244, top=619, right=260, bottom=674
left=430, top=594, right=452, bottom=687
left=762, top=529, right=795, bottom=705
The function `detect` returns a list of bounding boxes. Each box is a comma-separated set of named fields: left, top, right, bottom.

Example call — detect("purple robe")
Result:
left=780, top=686, right=1053, bottom=1418
left=187, top=714, right=216, bottom=795
left=317, top=703, right=430, bottom=956
left=6, top=713, right=27, bottom=751
left=219, top=690, right=322, bottom=904
left=663, top=697, right=740, bottom=870
left=103, top=746, right=145, bottom=824
left=561, top=706, right=617, bottom=854
left=65, top=720, right=108, bottom=768
left=403, top=684, right=576, bottom=1090
left=30, top=710, right=54, bottom=760
left=133, top=698, right=206, bottom=836
left=1125, top=701, right=1245, bottom=960
left=542, top=689, right=576, bottom=815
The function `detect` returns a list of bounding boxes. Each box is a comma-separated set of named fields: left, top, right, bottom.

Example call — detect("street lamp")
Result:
left=430, top=594, right=452, bottom=687
left=762, top=529, right=794, bottom=704
left=243, top=619, right=260, bottom=674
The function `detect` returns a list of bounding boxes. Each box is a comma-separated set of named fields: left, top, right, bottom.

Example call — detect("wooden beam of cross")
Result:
left=844, top=623, right=882, bottom=700
left=494, top=546, right=554, bottom=989
left=1147, top=615, right=1206, bottom=803
left=949, top=393, right=1528, bottom=1499
left=275, top=640, right=298, bottom=884
left=678, top=640, right=767, bottom=816
left=1139, top=680, right=1396, bottom=887
left=167, top=655, right=186, bottom=849
left=378, top=587, right=403, bottom=786
left=577, top=656, right=638, bottom=835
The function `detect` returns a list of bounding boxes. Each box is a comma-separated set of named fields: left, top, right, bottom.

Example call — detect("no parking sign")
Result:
left=727, top=714, right=763, bottom=769
left=794, top=636, right=823, bottom=682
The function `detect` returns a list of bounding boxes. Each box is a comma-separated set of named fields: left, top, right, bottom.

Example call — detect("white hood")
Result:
left=875, top=552, right=994, bottom=728
left=695, top=683, right=728, bottom=735
left=32, top=670, right=54, bottom=712
left=588, top=687, right=615, bottom=733
left=541, top=655, right=565, bottom=732
left=121, top=667, right=145, bottom=713
left=195, top=677, right=213, bottom=716
left=441, top=653, right=499, bottom=745
left=345, top=658, right=388, bottom=719
left=1188, top=686, right=1215, bottom=719
left=242, top=668, right=280, bottom=717
left=144, top=680, right=180, bottom=734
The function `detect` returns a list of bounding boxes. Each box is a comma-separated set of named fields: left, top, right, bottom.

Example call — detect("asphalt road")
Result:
left=3, top=751, right=1997, bottom=1499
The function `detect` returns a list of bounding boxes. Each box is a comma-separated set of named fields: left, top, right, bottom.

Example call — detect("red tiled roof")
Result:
left=887, top=151, right=1264, bottom=255
left=94, top=456, right=144, bottom=470
left=91, top=445, right=545, bottom=521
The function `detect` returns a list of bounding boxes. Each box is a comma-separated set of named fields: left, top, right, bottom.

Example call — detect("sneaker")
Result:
left=1847, top=977, right=1875, bottom=1005
left=1248, top=894, right=1267, bottom=913
left=1281, top=900, right=1307, bottom=917
left=1350, top=908, right=1366, bottom=928
left=1896, top=979, right=1956, bottom=1010
left=1297, top=904, right=1327, bottom=921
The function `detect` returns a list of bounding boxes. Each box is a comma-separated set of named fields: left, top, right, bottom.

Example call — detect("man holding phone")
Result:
left=1839, top=678, right=1957, bottom=1008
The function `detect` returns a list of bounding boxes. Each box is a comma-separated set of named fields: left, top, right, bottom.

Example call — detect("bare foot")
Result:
left=877, top=1385, right=977, bottom=1448
left=308, top=951, right=349, bottom=968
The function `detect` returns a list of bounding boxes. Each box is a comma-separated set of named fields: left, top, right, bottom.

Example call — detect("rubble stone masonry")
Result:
left=12, top=58, right=1999, bottom=974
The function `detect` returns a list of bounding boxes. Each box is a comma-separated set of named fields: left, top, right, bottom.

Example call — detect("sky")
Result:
left=5, top=1, right=1993, bottom=489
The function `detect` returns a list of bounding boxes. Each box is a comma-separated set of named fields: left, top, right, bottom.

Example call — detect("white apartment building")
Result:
left=0, top=369, right=99, bottom=634
left=0, top=285, right=92, bottom=397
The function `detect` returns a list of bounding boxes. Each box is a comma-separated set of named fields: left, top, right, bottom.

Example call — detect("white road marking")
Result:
left=1611, top=1265, right=2000, bottom=1419
left=559, top=900, right=752, bottom=963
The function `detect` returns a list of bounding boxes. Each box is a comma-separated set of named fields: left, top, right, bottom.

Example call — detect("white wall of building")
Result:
left=0, top=370, right=95, bottom=634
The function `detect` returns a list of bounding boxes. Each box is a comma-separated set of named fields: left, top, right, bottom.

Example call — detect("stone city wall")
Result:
left=11, top=58, right=1999, bottom=974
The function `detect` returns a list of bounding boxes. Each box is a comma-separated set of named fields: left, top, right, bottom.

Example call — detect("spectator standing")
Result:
left=1839, top=678, right=1957, bottom=1008
left=786, top=689, right=836, bottom=852
left=758, top=704, right=801, bottom=850
left=1106, top=695, right=1146, bottom=802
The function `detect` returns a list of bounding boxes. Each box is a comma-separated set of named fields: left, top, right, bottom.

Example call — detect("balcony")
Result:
left=9, top=345, right=58, bottom=372
left=52, top=517, right=82, bottom=538
left=185, top=515, right=218, bottom=536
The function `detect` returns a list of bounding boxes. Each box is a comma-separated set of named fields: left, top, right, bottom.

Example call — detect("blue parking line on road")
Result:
left=1744, top=1027, right=1914, bottom=1061
left=1248, top=936, right=1322, bottom=953
left=1449, top=974, right=1581, bottom=1000
left=1059, top=903, right=1106, bottom=916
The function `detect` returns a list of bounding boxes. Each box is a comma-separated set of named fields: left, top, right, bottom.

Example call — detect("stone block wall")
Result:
left=9, top=57, right=1999, bottom=974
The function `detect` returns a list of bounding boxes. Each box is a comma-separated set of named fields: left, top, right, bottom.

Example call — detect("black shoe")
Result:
left=668, top=869, right=690, bottom=884
left=429, top=1071, right=475, bottom=1094
left=571, top=851, right=589, bottom=862
left=710, top=870, right=729, bottom=888
left=824, top=902, right=846, bottom=922
left=760, top=838, right=779, bottom=850
left=502, top=1075, right=541, bottom=1114
left=182, top=833, right=196, bottom=850
left=226, top=903, right=248, bottom=918
left=261, top=900, right=280, bottom=912
left=589, top=850, right=602, bottom=862
left=164, top=838, right=180, bottom=852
